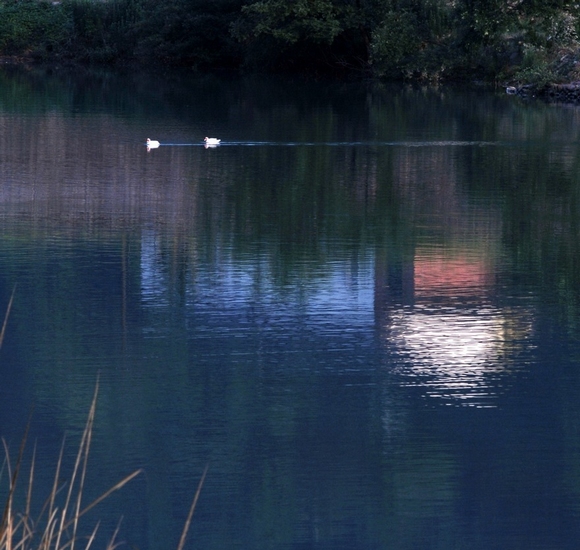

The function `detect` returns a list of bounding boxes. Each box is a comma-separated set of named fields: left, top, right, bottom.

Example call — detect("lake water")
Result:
left=1, top=65, right=580, bottom=550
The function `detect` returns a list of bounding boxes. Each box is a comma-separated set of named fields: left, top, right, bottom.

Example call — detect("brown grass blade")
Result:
left=176, top=464, right=209, bottom=550
left=0, top=284, right=16, bottom=351
left=55, top=379, right=99, bottom=550
left=83, top=520, right=100, bottom=550
left=104, top=517, right=124, bottom=550
left=25, top=442, right=36, bottom=520
left=0, top=414, right=31, bottom=541
left=65, top=468, right=143, bottom=527
left=36, top=439, right=67, bottom=550
left=38, top=508, right=60, bottom=550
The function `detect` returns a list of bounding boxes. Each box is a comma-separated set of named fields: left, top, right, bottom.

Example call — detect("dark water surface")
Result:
left=1, top=66, right=580, bottom=549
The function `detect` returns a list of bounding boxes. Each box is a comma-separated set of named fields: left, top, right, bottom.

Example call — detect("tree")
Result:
left=231, top=0, right=376, bottom=72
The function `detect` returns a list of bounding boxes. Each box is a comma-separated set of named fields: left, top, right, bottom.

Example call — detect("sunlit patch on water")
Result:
left=376, top=249, right=536, bottom=408
left=387, top=305, right=534, bottom=407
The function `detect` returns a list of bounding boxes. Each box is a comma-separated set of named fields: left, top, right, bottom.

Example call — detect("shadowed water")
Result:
left=1, top=67, right=580, bottom=549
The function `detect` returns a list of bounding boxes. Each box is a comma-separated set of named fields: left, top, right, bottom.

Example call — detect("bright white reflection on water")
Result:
left=377, top=249, right=535, bottom=407
left=389, top=306, right=532, bottom=407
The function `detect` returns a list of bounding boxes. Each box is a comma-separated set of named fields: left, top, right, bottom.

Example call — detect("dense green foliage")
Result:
left=0, top=0, right=579, bottom=81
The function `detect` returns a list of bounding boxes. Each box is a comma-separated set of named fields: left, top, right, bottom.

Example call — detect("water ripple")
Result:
left=159, top=140, right=501, bottom=148
left=387, top=305, right=534, bottom=408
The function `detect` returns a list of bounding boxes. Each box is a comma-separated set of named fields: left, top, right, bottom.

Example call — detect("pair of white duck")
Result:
left=146, top=137, right=221, bottom=149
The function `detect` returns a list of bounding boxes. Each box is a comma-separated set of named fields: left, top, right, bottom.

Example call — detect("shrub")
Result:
left=0, top=0, right=70, bottom=58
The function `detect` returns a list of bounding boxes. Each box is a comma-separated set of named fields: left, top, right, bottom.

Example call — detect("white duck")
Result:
left=146, top=138, right=160, bottom=148
left=204, top=137, right=221, bottom=145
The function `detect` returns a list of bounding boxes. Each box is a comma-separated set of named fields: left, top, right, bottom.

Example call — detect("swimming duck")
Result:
left=146, top=138, right=160, bottom=148
left=204, top=137, right=221, bottom=145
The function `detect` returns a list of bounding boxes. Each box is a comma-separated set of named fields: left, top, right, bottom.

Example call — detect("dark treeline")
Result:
left=1, top=0, right=579, bottom=82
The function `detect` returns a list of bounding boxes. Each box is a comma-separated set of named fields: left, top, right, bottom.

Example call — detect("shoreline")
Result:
left=506, top=82, right=580, bottom=103
left=3, top=54, right=580, bottom=104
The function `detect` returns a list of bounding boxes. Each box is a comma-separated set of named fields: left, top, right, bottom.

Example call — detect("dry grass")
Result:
left=0, top=380, right=208, bottom=550
left=0, top=292, right=207, bottom=550
left=0, top=379, right=143, bottom=550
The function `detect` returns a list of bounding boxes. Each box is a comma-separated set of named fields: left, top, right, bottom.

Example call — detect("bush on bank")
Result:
left=0, top=0, right=579, bottom=84
left=0, top=0, right=69, bottom=57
